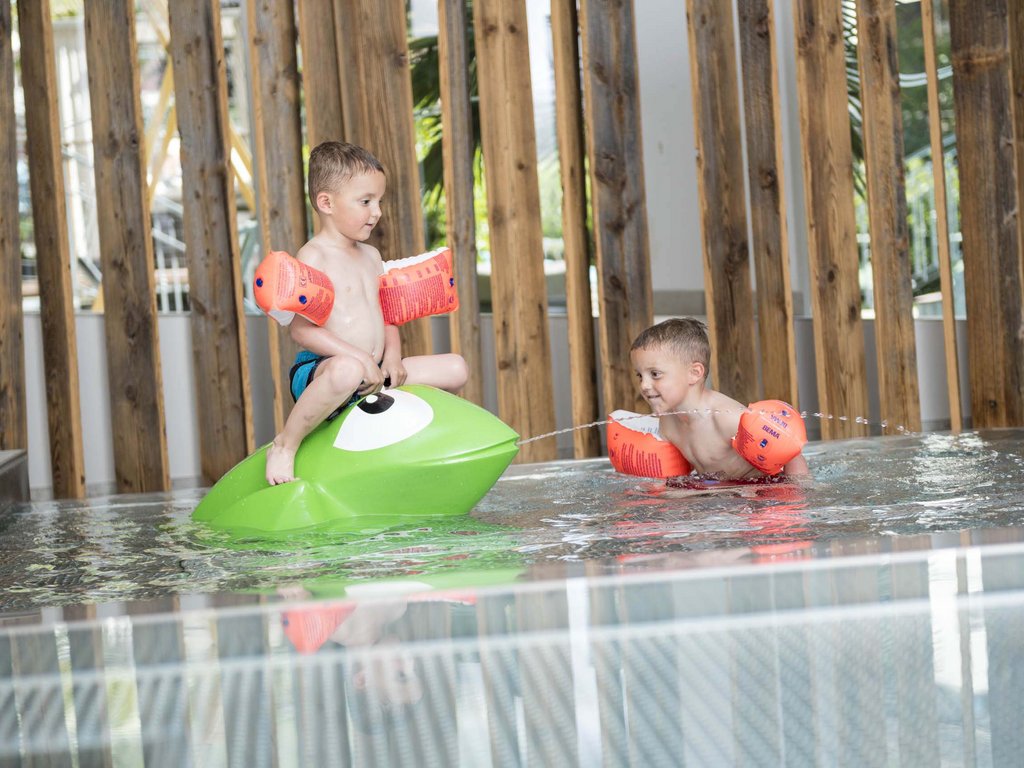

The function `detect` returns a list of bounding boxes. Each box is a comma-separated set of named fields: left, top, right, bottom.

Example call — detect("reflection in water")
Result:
left=2, top=430, right=1024, bottom=611
left=2, top=545, right=1024, bottom=766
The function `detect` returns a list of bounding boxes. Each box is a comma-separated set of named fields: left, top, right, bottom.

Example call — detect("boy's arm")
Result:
left=380, top=324, right=407, bottom=385
left=783, top=452, right=810, bottom=477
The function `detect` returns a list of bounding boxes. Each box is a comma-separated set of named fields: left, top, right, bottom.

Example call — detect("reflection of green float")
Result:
left=194, top=386, right=520, bottom=535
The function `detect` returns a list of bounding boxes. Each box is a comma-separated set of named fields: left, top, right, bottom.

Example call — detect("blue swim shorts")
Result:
left=288, top=351, right=386, bottom=420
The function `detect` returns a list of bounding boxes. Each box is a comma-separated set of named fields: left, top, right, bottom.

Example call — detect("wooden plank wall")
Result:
left=296, top=0, right=345, bottom=150
left=685, top=0, right=759, bottom=405
left=335, top=0, right=432, bottom=358
left=438, top=0, right=485, bottom=407
left=473, top=0, right=557, bottom=461
left=17, top=0, right=87, bottom=497
left=792, top=0, right=870, bottom=439
left=736, top=0, right=798, bottom=407
left=579, top=0, right=653, bottom=416
left=921, top=0, right=961, bottom=433
left=83, top=0, right=171, bottom=493
left=246, top=0, right=306, bottom=433
left=169, top=0, right=255, bottom=481
left=551, top=0, right=600, bottom=458
left=855, top=0, right=921, bottom=433
left=949, top=0, right=1024, bottom=427
left=0, top=0, right=26, bottom=452
left=18, top=1, right=1024, bottom=496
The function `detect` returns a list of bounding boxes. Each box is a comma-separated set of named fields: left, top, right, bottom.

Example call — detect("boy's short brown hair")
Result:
left=631, top=317, right=711, bottom=374
left=308, top=141, right=385, bottom=213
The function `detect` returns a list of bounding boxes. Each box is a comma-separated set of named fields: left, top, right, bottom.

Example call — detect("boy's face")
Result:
left=630, top=344, right=703, bottom=414
left=318, top=169, right=386, bottom=242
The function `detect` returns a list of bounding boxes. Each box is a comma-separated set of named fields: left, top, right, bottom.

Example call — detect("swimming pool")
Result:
left=3, top=429, right=1024, bottom=764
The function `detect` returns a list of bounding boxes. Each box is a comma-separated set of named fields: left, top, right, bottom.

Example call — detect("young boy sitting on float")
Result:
left=262, top=141, right=468, bottom=485
left=609, top=317, right=809, bottom=483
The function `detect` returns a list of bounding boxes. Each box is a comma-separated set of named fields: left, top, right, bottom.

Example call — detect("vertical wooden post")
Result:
left=737, top=0, right=799, bottom=406
left=438, top=0, right=485, bottom=406
left=170, top=0, right=255, bottom=481
left=685, top=0, right=759, bottom=405
left=854, top=0, right=921, bottom=432
left=579, top=0, right=653, bottom=415
left=0, top=0, right=26, bottom=452
left=84, top=0, right=171, bottom=493
left=472, top=0, right=557, bottom=460
left=17, top=0, right=87, bottom=496
left=792, top=0, right=870, bottom=439
left=949, top=0, right=1024, bottom=427
left=247, top=0, right=307, bottom=432
left=921, top=0, right=961, bottom=432
left=335, top=0, right=432, bottom=357
left=551, top=0, right=600, bottom=458
left=297, top=0, right=345, bottom=149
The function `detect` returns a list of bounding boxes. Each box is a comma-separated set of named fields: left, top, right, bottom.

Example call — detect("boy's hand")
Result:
left=357, top=357, right=385, bottom=395
left=381, top=353, right=407, bottom=387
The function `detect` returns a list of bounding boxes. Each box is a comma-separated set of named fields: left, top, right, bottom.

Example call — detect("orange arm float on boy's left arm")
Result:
left=252, top=247, right=459, bottom=327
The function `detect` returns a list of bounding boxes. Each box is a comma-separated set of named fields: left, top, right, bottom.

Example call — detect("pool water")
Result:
left=2, top=429, right=1023, bottom=612
left=4, top=430, right=1024, bottom=766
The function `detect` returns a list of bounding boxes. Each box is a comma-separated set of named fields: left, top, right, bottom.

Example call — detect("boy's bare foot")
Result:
left=266, top=439, right=297, bottom=485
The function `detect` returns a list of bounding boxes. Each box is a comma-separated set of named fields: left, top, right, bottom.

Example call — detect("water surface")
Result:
left=3, top=429, right=1024, bottom=612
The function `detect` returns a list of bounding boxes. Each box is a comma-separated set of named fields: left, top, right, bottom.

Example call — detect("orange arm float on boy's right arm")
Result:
left=253, top=250, right=335, bottom=327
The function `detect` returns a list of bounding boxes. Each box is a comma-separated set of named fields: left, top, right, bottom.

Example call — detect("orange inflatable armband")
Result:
left=253, top=250, right=335, bottom=327
left=379, top=247, right=458, bottom=326
left=607, top=410, right=692, bottom=478
left=731, top=400, right=807, bottom=475
left=281, top=602, right=356, bottom=654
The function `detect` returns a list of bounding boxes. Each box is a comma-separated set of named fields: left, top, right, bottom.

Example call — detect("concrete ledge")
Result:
left=0, top=451, right=29, bottom=510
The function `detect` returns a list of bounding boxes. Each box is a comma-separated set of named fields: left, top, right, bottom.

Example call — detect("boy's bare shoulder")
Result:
left=296, top=237, right=330, bottom=268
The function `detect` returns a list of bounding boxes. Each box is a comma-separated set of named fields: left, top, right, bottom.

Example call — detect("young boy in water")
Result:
left=265, top=141, right=468, bottom=485
left=630, top=317, right=809, bottom=480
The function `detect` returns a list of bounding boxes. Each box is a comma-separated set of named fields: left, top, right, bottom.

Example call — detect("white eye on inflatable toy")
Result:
left=333, top=389, right=435, bottom=451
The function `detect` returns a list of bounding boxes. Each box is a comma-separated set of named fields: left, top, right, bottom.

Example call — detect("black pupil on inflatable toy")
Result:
left=359, top=392, right=395, bottom=414
left=255, top=277, right=263, bottom=287
left=299, top=295, right=307, bottom=304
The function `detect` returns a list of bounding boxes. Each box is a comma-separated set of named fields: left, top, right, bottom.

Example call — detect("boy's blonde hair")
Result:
left=308, top=141, right=385, bottom=213
left=631, top=317, right=711, bottom=376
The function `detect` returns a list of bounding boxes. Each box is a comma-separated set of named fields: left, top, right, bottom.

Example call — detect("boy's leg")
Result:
left=400, top=353, right=468, bottom=393
left=266, top=355, right=364, bottom=484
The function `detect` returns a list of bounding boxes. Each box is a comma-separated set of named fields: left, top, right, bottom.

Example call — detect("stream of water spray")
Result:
left=515, top=408, right=913, bottom=447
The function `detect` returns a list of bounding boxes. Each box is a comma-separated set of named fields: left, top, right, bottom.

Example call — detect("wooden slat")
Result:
left=472, top=0, right=557, bottom=461
left=334, top=0, right=432, bottom=357
left=921, top=0, right=961, bottom=432
left=0, top=1, right=26, bottom=452
left=17, top=0, right=87, bottom=497
left=169, top=0, right=255, bottom=481
left=84, top=0, right=171, bottom=493
left=296, top=0, right=344, bottom=150
left=551, top=0, right=600, bottom=458
left=438, top=0, right=485, bottom=406
left=247, top=0, right=306, bottom=433
left=855, top=0, right=921, bottom=433
left=791, top=0, right=870, bottom=439
left=949, top=0, right=1024, bottom=427
left=685, top=0, right=759, bottom=405
left=737, top=0, right=798, bottom=406
left=578, top=0, right=653, bottom=416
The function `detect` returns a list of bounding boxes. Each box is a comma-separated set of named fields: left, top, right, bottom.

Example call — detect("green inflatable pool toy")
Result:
left=193, top=385, right=519, bottom=534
